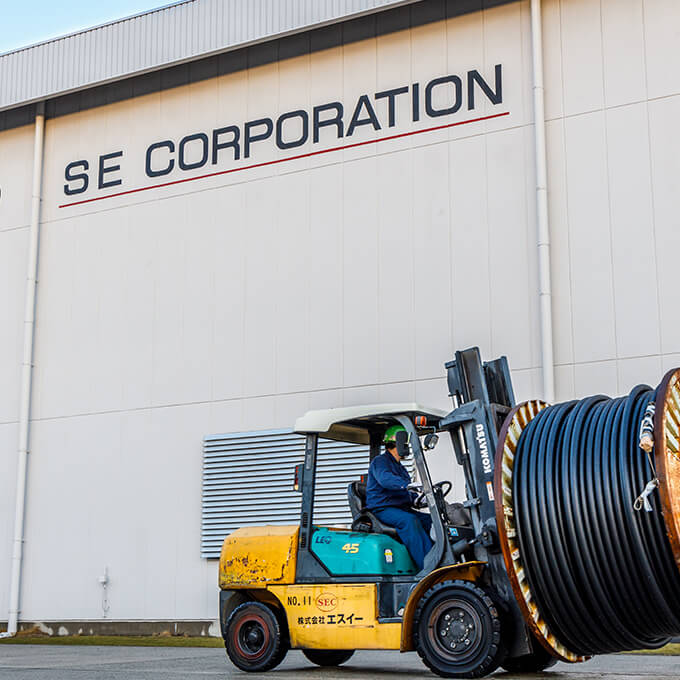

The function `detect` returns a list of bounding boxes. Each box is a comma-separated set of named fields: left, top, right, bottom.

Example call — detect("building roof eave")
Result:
left=0, top=0, right=424, bottom=114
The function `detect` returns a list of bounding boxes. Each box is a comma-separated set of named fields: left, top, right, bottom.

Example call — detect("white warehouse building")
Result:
left=1, top=0, right=678, bottom=633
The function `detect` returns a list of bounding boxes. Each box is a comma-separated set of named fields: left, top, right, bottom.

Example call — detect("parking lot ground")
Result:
left=0, top=645, right=678, bottom=680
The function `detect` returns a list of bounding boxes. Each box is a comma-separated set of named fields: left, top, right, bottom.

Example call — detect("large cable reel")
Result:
left=494, top=368, right=680, bottom=662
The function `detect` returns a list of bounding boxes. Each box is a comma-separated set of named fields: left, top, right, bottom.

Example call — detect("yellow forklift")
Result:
left=218, top=349, right=555, bottom=677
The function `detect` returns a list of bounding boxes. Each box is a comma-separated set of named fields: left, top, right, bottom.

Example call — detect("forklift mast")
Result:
left=439, top=348, right=531, bottom=656
left=441, top=347, right=514, bottom=527
left=445, top=347, right=515, bottom=432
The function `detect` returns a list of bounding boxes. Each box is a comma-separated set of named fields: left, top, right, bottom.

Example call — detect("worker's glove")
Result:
left=407, top=482, right=422, bottom=503
left=639, top=433, right=654, bottom=454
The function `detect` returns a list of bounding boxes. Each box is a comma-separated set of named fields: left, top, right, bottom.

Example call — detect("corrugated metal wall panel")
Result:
left=0, top=0, right=421, bottom=112
left=201, top=428, right=414, bottom=559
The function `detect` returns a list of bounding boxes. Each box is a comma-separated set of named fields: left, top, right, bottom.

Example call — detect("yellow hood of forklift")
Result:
left=219, top=526, right=299, bottom=588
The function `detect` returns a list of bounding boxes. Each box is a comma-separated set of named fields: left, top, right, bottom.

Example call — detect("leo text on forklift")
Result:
left=63, top=64, right=504, bottom=198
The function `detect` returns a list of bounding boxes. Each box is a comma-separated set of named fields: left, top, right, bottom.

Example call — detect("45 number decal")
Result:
left=341, top=543, right=359, bottom=554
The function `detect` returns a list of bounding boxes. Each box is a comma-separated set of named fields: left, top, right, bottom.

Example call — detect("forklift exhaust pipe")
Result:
left=495, top=368, right=680, bottom=662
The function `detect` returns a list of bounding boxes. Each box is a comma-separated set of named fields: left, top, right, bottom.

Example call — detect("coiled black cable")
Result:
left=513, top=385, right=680, bottom=655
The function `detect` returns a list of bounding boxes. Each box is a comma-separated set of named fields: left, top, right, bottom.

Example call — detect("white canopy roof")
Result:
left=294, top=402, right=448, bottom=444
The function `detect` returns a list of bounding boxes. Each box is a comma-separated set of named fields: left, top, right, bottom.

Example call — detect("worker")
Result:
left=365, top=425, right=434, bottom=570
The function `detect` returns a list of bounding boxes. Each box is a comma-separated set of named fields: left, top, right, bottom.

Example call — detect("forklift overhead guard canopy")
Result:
left=294, top=402, right=448, bottom=444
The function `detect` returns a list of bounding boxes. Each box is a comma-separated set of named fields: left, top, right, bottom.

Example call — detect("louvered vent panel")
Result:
left=203, top=428, right=417, bottom=559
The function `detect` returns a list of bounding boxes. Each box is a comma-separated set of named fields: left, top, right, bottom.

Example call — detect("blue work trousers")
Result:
left=372, top=506, right=434, bottom=570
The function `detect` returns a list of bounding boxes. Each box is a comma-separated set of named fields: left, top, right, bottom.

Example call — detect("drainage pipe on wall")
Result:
left=1, top=102, right=46, bottom=638
left=530, top=0, right=555, bottom=403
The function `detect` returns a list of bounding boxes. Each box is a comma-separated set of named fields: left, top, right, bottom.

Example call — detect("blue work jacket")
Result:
left=366, top=452, right=413, bottom=510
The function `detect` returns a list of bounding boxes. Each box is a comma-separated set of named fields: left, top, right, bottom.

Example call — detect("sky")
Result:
left=0, top=1, right=171, bottom=54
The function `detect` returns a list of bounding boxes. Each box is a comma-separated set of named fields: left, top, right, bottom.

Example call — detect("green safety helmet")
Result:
left=383, top=424, right=406, bottom=444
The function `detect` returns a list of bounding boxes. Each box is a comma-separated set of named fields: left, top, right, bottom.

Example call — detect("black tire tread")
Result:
left=501, top=647, right=558, bottom=673
left=224, top=601, right=289, bottom=672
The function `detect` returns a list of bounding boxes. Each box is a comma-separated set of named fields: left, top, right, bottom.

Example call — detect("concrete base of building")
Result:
left=0, top=620, right=221, bottom=637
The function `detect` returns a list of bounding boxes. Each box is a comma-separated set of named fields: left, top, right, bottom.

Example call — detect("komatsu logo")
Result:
left=476, top=423, right=492, bottom=475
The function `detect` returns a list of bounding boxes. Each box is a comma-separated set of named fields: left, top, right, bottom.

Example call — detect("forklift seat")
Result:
left=346, top=481, right=400, bottom=541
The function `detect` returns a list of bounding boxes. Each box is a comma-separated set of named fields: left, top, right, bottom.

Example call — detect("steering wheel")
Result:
left=413, top=480, right=452, bottom=509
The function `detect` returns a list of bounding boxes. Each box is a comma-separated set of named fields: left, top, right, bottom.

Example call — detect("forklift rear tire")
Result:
left=302, top=649, right=355, bottom=666
left=225, top=601, right=289, bottom=672
left=413, top=580, right=506, bottom=678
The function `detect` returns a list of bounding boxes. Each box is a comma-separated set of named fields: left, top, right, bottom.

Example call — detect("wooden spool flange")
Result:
left=494, top=399, right=588, bottom=664
left=655, top=368, right=680, bottom=571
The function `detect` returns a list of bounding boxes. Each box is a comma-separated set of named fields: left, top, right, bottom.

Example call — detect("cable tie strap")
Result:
left=634, top=478, right=659, bottom=513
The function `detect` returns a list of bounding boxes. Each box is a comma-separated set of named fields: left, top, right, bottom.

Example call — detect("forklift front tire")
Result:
left=302, top=649, right=355, bottom=666
left=225, top=601, right=289, bottom=672
left=413, top=580, right=506, bottom=678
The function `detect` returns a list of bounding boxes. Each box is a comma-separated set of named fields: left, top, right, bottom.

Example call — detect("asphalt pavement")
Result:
left=0, top=646, right=678, bottom=680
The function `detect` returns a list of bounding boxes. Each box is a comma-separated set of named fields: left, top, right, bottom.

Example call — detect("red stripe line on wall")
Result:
left=58, top=111, right=510, bottom=209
